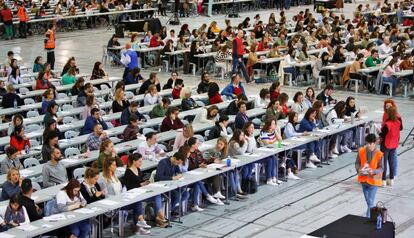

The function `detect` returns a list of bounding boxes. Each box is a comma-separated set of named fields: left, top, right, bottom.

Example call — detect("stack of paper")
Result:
left=16, top=224, right=38, bottom=231
left=74, top=208, right=96, bottom=214
left=20, top=169, right=34, bottom=177
left=207, top=164, right=225, bottom=169
left=187, top=170, right=203, bottom=175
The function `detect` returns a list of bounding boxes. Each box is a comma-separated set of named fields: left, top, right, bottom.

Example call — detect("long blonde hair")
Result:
left=114, top=88, right=124, bottom=102
left=180, top=87, right=192, bottom=99
left=216, top=137, right=228, bottom=157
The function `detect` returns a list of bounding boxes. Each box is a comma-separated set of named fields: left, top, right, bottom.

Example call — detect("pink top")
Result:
left=173, top=129, right=188, bottom=150
left=382, top=65, right=398, bottom=78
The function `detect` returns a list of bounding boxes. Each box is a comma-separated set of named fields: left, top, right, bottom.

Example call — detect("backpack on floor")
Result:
left=241, top=178, right=257, bottom=194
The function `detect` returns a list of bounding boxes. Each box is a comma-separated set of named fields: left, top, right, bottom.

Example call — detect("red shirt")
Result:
left=149, top=36, right=160, bottom=47
left=209, top=93, right=223, bottom=104
left=10, top=136, right=30, bottom=152
left=270, top=91, right=280, bottom=101
left=172, top=88, right=181, bottom=99
left=0, top=9, right=13, bottom=22
left=233, top=86, right=243, bottom=96
left=232, top=37, right=245, bottom=58
left=281, top=104, right=289, bottom=116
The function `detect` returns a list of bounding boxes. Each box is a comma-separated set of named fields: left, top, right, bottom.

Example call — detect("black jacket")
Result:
left=80, top=182, right=105, bottom=204
left=19, top=193, right=42, bottom=222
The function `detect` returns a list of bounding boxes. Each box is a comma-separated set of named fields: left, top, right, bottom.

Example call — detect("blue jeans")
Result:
left=261, top=155, right=277, bottom=179
left=232, top=57, right=250, bottom=83
left=361, top=183, right=378, bottom=218
left=284, top=67, right=297, bottom=82
left=228, top=170, right=240, bottom=195
left=381, top=145, right=396, bottom=181
left=171, top=188, right=190, bottom=210
left=193, top=181, right=209, bottom=205
left=284, top=0, right=291, bottom=9
left=307, top=141, right=320, bottom=157
left=123, top=202, right=141, bottom=224
left=242, top=164, right=255, bottom=180
left=382, top=76, right=398, bottom=94
left=136, top=195, right=162, bottom=216
left=392, top=151, right=398, bottom=177
left=68, top=220, right=90, bottom=238
left=339, top=130, right=352, bottom=147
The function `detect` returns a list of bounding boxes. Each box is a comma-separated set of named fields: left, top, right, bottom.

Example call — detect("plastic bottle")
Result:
left=376, top=214, right=382, bottom=230
left=25, top=144, right=30, bottom=155
left=277, top=140, right=282, bottom=148
left=351, top=112, right=355, bottom=125
left=226, top=157, right=231, bottom=167
left=13, top=99, right=17, bottom=108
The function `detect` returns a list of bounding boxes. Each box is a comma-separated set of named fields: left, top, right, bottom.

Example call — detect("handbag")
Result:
left=370, top=201, right=388, bottom=223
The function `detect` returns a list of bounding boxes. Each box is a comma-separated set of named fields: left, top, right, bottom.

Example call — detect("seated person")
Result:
left=3, top=194, right=30, bottom=227
left=81, top=108, right=108, bottom=135
left=160, top=106, right=184, bottom=132
left=10, top=126, right=30, bottom=154
left=42, top=148, right=68, bottom=187
left=86, top=124, right=109, bottom=151
left=136, top=132, right=166, bottom=161
left=96, top=139, right=124, bottom=170
left=123, top=114, right=141, bottom=142
left=19, top=179, right=43, bottom=222
left=221, top=74, right=246, bottom=100
left=1, top=146, right=22, bottom=174
left=120, top=101, right=145, bottom=125
left=1, top=168, right=22, bottom=201
left=150, top=97, right=170, bottom=119
left=180, top=87, right=199, bottom=111
left=207, top=115, right=230, bottom=140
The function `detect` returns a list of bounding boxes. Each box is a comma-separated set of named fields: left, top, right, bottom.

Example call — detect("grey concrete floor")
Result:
left=1, top=1, right=414, bottom=237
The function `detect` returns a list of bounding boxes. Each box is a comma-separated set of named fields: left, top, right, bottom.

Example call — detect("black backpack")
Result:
left=241, top=177, right=257, bottom=194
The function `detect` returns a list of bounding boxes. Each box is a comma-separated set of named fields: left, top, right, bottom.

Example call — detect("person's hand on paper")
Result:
left=303, top=131, right=309, bottom=136
left=199, top=163, right=207, bottom=168
left=173, top=174, right=183, bottom=180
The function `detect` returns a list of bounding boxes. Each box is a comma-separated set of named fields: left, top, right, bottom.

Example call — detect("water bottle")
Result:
left=13, top=99, right=17, bottom=108
left=351, top=112, right=355, bottom=125
left=277, top=140, right=282, bottom=148
left=376, top=214, right=382, bottom=230
left=226, top=157, right=231, bottom=167
left=25, top=144, right=30, bottom=155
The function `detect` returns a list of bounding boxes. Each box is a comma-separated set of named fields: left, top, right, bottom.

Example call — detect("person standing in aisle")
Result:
left=232, top=29, right=250, bottom=83
left=44, top=24, right=56, bottom=70
left=16, top=2, right=29, bottom=38
left=355, top=134, right=383, bottom=218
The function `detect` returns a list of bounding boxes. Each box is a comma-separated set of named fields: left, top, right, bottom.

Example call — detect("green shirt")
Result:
left=150, top=104, right=166, bottom=118
left=97, top=152, right=124, bottom=170
left=62, top=73, right=76, bottom=85
left=365, top=56, right=381, bottom=67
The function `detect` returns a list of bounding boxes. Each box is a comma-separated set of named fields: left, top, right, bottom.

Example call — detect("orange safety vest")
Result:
left=16, top=7, right=29, bottom=22
left=44, top=29, right=55, bottom=49
left=357, top=147, right=383, bottom=186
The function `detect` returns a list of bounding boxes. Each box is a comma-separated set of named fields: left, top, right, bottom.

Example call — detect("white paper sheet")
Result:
left=97, top=200, right=119, bottom=206
left=290, top=137, right=307, bottom=142
left=230, top=159, right=240, bottom=164
left=61, top=158, right=79, bottom=164
left=73, top=208, right=96, bottom=214
left=187, top=171, right=203, bottom=175
left=257, top=147, right=276, bottom=152
left=207, top=164, right=225, bottom=169
left=0, top=233, right=15, bottom=238
left=147, top=183, right=169, bottom=188
left=16, top=224, right=38, bottom=231
left=244, top=153, right=262, bottom=157
left=19, top=169, right=34, bottom=177
left=43, top=214, right=66, bottom=221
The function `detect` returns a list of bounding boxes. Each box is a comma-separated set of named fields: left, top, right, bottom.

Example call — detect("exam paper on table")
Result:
left=257, top=147, right=276, bottom=152
left=97, top=200, right=119, bottom=206
left=187, top=170, right=203, bottom=175
left=61, top=158, right=79, bottom=164
left=19, top=169, right=34, bottom=177
left=73, top=208, right=96, bottom=214
left=1, top=233, right=15, bottom=238
left=244, top=153, right=263, bottom=157
left=127, top=188, right=148, bottom=197
left=147, top=183, right=170, bottom=188
left=43, top=214, right=66, bottom=221
left=207, top=163, right=225, bottom=169
left=16, top=224, right=38, bottom=231
left=291, top=137, right=307, bottom=142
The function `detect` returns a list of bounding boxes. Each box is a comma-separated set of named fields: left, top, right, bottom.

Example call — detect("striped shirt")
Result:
left=260, top=130, right=277, bottom=141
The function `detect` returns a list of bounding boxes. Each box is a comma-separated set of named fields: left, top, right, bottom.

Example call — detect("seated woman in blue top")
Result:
left=298, top=108, right=322, bottom=169
left=41, top=88, right=55, bottom=114
left=221, top=74, right=246, bottom=100
left=1, top=168, right=22, bottom=201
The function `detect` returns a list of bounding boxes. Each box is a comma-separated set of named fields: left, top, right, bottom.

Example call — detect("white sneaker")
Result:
left=266, top=179, right=278, bottom=186
left=341, top=145, right=352, bottom=153
left=273, top=177, right=282, bottom=184
left=306, top=161, right=317, bottom=168
left=387, top=179, right=394, bottom=187
left=138, top=227, right=151, bottom=235
left=382, top=181, right=387, bottom=187
left=136, top=220, right=151, bottom=229
left=309, top=154, right=321, bottom=163
left=206, top=195, right=218, bottom=204
left=191, top=205, right=204, bottom=212
left=329, top=152, right=338, bottom=158
left=287, top=172, right=301, bottom=180
left=215, top=198, right=225, bottom=205
left=332, top=147, right=340, bottom=154
left=213, top=192, right=226, bottom=200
